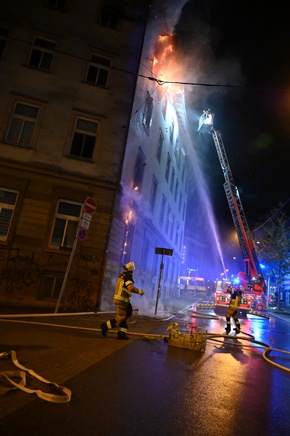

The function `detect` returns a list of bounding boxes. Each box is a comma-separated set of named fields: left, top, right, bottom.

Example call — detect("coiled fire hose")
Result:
left=0, top=350, right=71, bottom=403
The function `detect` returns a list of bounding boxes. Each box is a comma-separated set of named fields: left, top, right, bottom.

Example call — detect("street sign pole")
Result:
left=154, top=247, right=173, bottom=315
left=55, top=234, right=78, bottom=313
left=55, top=197, right=97, bottom=313
left=155, top=252, right=164, bottom=315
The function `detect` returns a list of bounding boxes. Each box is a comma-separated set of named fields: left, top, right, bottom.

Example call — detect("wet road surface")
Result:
left=0, top=305, right=290, bottom=435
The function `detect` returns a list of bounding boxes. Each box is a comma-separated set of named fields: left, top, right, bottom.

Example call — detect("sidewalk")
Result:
left=1, top=300, right=290, bottom=428
left=0, top=309, right=174, bottom=420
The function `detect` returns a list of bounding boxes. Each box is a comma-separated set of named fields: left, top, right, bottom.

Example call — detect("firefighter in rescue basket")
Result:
left=225, top=285, right=243, bottom=334
left=100, top=262, right=144, bottom=340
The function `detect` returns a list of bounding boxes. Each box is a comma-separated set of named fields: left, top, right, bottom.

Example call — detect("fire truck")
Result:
left=198, top=110, right=267, bottom=316
left=178, top=276, right=207, bottom=296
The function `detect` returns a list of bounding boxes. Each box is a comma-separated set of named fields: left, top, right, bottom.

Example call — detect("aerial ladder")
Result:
left=197, top=110, right=266, bottom=296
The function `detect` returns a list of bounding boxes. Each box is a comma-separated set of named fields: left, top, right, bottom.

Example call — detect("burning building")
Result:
left=102, top=2, right=193, bottom=310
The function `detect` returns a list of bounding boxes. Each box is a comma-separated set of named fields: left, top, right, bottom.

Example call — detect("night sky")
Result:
left=172, top=0, right=290, bottom=234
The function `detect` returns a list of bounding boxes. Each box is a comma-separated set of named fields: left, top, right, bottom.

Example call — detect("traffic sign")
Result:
left=78, top=228, right=87, bottom=241
left=82, top=212, right=92, bottom=222
left=80, top=218, right=90, bottom=230
left=83, top=197, right=97, bottom=215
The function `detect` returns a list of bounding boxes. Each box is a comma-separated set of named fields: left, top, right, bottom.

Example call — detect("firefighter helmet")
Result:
left=124, top=261, right=135, bottom=272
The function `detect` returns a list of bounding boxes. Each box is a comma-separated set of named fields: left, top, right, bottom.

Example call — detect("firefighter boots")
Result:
left=117, top=331, right=129, bottom=340
left=100, top=318, right=117, bottom=337
left=100, top=322, right=108, bottom=337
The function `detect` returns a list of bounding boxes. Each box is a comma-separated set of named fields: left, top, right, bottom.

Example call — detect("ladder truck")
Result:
left=197, top=110, right=267, bottom=314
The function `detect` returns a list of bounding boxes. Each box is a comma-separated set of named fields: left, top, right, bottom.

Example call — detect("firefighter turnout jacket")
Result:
left=228, top=288, right=242, bottom=309
left=113, top=271, right=144, bottom=305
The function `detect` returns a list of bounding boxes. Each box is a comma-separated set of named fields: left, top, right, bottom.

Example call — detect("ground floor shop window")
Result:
left=39, top=271, right=64, bottom=300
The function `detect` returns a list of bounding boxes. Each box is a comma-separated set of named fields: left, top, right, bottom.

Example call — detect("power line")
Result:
left=254, top=198, right=290, bottom=232
left=5, top=35, right=289, bottom=91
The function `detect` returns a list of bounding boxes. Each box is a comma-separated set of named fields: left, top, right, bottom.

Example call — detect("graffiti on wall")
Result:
left=0, top=247, right=102, bottom=310
left=0, top=248, right=41, bottom=293
left=65, top=277, right=94, bottom=311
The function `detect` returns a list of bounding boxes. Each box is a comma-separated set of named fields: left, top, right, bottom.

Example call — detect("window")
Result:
left=5, top=102, right=40, bottom=148
left=178, top=192, right=182, bottom=213
left=182, top=161, right=185, bottom=182
left=50, top=200, right=82, bottom=249
left=39, top=272, right=64, bottom=300
left=162, top=97, right=167, bottom=119
left=141, top=236, right=150, bottom=271
left=132, top=147, right=146, bottom=191
left=174, top=180, right=179, bottom=202
left=175, top=223, right=179, bottom=246
left=165, top=153, right=171, bottom=182
left=174, top=140, right=181, bottom=169
left=159, top=194, right=166, bottom=228
left=28, top=37, right=56, bottom=72
left=0, top=27, right=9, bottom=59
left=179, top=231, right=183, bottom=251
left=0, top=189, right=18, bottom=241
left=150, top=176, right=158, bottom=212
left=156, top=129, right=164, bottom=163
left=182, top=203, right=186, bottom=221
left=69, top=117, right=99, bottom=160
left=170, top=168, right=175, bottom=193
left=100, top=5, right=121, bottom=29
left=170, top=214, right=175, bottom=239
left=169, top=121, right=174, bottom=143
left=45, top=0, right=66, bottom=11
left=85, top=54, right=110, bottom=87
left=142, top=91, right=153, bottom=131
left=165, top=205, right=171, bottom=234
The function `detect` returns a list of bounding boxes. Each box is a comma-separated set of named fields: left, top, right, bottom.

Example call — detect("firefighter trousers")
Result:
left=225, top=307, right=241, bottom=332
left=102, top=302, right=132, bottom=339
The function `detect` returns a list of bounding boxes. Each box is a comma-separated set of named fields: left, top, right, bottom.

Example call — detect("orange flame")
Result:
left=152, top=33, right=183, bottom=94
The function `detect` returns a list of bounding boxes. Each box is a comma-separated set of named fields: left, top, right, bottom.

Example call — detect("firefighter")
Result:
left=225, top=285, right=243, bottom=334
left=100, top=262, right=145, bottom=339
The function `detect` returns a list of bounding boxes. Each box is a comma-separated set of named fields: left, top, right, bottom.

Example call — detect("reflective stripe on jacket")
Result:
left=113, top=271, right=142, bottom=304
left=113, top=276, right=133, bottom=304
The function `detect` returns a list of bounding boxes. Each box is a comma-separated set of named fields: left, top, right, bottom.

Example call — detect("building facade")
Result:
left=0, top=0, right=200, bottom=312
left=0, top=0, right=148, bottom=310
left=101, top=5, right=192, bottom=310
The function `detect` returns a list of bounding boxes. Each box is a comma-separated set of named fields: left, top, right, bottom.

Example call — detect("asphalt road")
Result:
left=0, top=305, right=290, bottom=435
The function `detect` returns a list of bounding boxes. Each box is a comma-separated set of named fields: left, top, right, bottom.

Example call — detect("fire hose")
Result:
left=0, top=350, right=71, bottom=403
left=1, top=311, right=289, bottom=389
